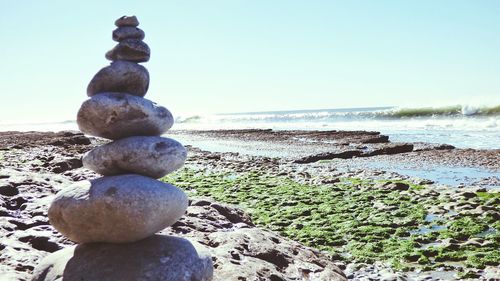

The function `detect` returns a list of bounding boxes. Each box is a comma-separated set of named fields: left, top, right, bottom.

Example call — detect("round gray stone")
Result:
left=106, top=39, right=150, bottom=63
left=77, top=92, right=173, bottom=140
left=83, top=136, right=187, bottom=178
left=113, top=26, right=145, bottom=42
left=87, top=60, right=149, bottom=97
left=32, top=235, right=213, bottom=281
left=48, top=175, right=188, bottom=243
left=115, top=15, right=139, bottom=27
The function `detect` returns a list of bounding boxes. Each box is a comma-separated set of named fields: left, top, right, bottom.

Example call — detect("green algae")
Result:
left=440, top=217, right=489, bottom=239
left=476, top=191, right=500, bottom=200
left=161, top=168, right=500, bottom=273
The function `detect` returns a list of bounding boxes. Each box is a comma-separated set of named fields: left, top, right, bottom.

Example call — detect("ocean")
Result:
left=1, top=105, right=499, bottom=150
left=175, top=105, right=500, bottom=150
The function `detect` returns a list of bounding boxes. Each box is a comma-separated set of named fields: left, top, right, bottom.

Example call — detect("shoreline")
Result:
left=2, top=111, right=500, bottom=150
left=167, top=129, right=500, bottom=189
left=1, top=130, right=499, bottom=280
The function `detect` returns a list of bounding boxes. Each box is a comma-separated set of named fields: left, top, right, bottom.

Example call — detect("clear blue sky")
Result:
left=1, top=0, right=499, bottom=123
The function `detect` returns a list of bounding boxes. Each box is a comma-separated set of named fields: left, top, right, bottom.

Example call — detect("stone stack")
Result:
left=32, top=16, right=213, bottom=281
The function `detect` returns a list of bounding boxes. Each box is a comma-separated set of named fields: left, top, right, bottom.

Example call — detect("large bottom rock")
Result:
left=32, top=235, right=213, bottom=281
left=48, top=175, right=188, bottom=243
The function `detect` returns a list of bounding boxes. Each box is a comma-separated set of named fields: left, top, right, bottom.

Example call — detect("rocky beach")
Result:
left=0, top=129, right=499, bottom=280
left=2, top=2, right=500, bottom=280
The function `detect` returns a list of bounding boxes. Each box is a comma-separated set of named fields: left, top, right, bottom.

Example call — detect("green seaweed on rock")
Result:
left=161, top=167, right=500, bottom=274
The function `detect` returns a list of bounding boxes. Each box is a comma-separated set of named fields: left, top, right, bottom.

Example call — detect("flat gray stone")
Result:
left=32, top=235, right=213, bottom=281
left=106, top=39, right=150, bottom=63
left=77, top=92, right=173, bottom=140
left=115, top=15, right=139, bottom=27
left=113, top=26, right=145, bottom=42
left=83, top=136, right=187, bottom=178
left=48, top=175, right=188, bottom=243
left=87, top=60, right=149, bottom=97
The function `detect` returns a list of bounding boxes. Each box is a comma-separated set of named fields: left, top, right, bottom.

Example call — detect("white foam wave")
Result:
left=2, top=107, right=499, bottom=149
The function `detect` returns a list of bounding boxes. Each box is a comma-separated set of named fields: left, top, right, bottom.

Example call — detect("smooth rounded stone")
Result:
left=106, top=39, right=150, bottom=63
left=113, top=26, right=145, bottom=42
left=48, top=175, right=188, bottom=243
left=115, top=15, right=139, bottom=27
left=77, top=92, right=173, bottom=140
left=87, top=60, right=149, bottom=97
left=83, top=136, right=187, bottom=178
left=32, top=235, right=213, bottom=281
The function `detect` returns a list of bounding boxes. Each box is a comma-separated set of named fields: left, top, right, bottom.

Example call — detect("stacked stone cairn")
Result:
left=32, top=16, right=213, bottom=281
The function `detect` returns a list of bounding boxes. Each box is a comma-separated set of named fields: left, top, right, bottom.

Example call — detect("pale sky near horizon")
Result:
left=1, top=0, right=499, bottom=123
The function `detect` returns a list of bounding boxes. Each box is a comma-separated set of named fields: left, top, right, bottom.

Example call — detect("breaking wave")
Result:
left=2, top=105, right=498, bottom=149
left=176, top=105, right=500, bottom=124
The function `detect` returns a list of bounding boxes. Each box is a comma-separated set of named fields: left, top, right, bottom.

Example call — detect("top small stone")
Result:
left=115, top=16, right=139, bottom=27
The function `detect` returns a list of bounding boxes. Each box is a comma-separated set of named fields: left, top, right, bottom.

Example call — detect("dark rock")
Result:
left=0, top=183, right=19, bottom=196
left=106, top=39, right=150, bottom=63
left=210, top=203, right=254, bottom=226
left=115, top=15, right=139, bottom=27
left=87, top=60, right=149, bottom=97
left=77, top=92, right=173, bottom=140
left=48, top=175, right=188, bottom=243
left=18, top=235, right=61, bottom=253
left=32, top=235, right=213, bottom=281
left=49, top=134, right=91, bottom=146
left=4, top=196, right=28, bottom=210
left=364, top=143, right=414, bottom=156
left=251, top=248, right=290, bottom=269
left=361, top=134, right=390, bottom=144
left=113, top=26, right=145, bottom=42
left=413, top=143, right=456, bottom=152
left=82, top=136, right=186, bottom=178
left=0, top=131, right=91, bottom=150
left=191, top=199, right=213, bottom=207
left=321, top=178, right=340, bottom=184
left=51, top=158, right=82, bottom=173
left=459, top=191, right=477, bottom=199
left=7, top=217, right=49, bottom=230
left=376, top=182, right=410, bottom=191
left=434, top=144, right=455, bottom=150
left=294, top=150, right=363, bottom=164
